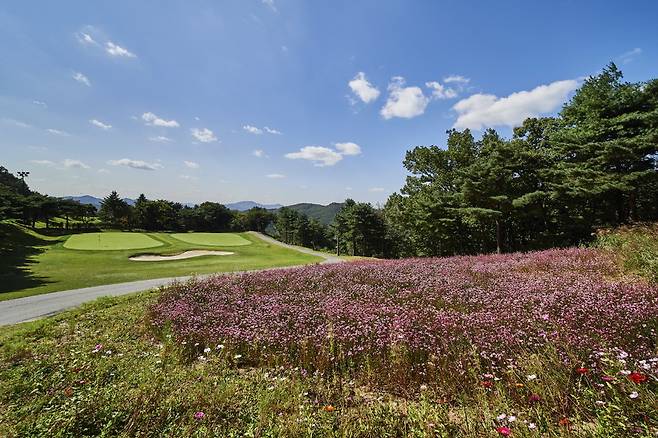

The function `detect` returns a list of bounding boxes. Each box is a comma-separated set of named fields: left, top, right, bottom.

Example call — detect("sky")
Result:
left=1, top=1, right=657, bottom=206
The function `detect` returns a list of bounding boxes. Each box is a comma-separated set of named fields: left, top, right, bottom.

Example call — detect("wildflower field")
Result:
left=1, top=235, right=658, bottom=436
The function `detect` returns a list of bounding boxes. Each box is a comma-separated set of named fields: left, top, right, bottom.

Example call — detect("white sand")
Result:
left=129, top=250, right=235, bottom=261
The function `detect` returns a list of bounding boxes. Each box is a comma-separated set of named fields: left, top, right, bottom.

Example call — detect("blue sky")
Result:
left=1, top=1, right=656, bottom=205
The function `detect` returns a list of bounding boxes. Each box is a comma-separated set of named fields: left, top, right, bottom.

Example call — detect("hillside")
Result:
left=225, top=201, right=283, bottom=211
left=286, top=202, right=344, bottom=225
left=63, top=195, right=135, bottom=210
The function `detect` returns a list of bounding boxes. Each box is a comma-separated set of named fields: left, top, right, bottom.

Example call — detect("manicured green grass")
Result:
left=170, top=232, right=251, bottom=247
left=64, top=232, right=164, bottom=250
left=0, top=223, right=323, bottom=301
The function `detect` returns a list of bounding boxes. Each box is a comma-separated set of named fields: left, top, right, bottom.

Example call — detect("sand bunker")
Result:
left=129, top=250, right=235, bottom=261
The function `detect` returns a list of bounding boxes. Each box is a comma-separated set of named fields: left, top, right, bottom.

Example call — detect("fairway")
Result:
left=170, top=232, right=251, bottom=246
left=63, top=232, right=164, bottom=251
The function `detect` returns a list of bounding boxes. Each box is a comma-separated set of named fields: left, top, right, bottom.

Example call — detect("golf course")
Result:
left=0, top=222, right=323, bottom=301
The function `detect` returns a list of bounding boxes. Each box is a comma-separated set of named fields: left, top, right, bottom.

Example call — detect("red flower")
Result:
left=480, top=380, right=493, bottom=388
left=558, top=417, right=571, bottom=427
left=628, top=372, right=648, bottom=384
left=576, top=367, right=589, bottom=375
left=528, top=393, right=541, bottom=403
left=496, top=426, right=511, bottom=436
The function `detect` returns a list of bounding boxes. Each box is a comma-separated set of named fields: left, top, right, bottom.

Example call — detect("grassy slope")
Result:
left=0, top=226, right=656, bottom=436
left=286, top=202, right=344, bottom=225
left=0, top=223, right=322, bottom=301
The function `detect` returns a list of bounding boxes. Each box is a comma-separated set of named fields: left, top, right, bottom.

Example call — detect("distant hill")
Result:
left=62, top=195, right=135, bottom=210
left=286, top=202, right=344, bottom=225
left=226, top=201, right=283, bottom=211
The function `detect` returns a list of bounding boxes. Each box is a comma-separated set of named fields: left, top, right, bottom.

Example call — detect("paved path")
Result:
left=0, top=233, right=342, bottom=326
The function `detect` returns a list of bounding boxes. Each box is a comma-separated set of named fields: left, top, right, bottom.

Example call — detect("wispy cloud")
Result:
left=262, top=0, right=277, bottom=12
left=47, top=128, right=71, bottom=136
left=184, top=160, right=200, bottom=169
left=106, top=41, right=137, bottom=58
left=63, top=158, right=90, bottom=169
left=142, top=112, right=179, bottom=128
left=73, top=72, right=91, bottom=87
left=108, top=158, right=163, bottom=171
left=90, top=119, right=112, bottom=130
left=191, top=127, right=218, bottom=143
left=2, top=118, right=31, bottom=128
left=252, top=149, right=266, bottom=158
left=266, top=173, right=286, bottom=179
left=243, top=125, right=263, bottom=134
left=617, top=47, right=642, bottom=64
left=149, top=136, right=173, bottom=143
left=75, top=31, right=97, bottom=46
left=32, top=100, right=47, bottom=108
left=29, top=159, right=55, bottom=166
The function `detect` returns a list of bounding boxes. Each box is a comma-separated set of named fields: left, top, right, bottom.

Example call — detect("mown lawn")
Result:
left=0, top=223, right=323, bottom=301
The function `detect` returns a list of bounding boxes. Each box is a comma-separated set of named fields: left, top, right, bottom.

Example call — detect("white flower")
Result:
left=198, top=356, right=206, bottom=361
left=234, top=354, right=242, bottom=359
left=194, top=342, right=200, bottom=347
left=508, top=415, right=516, bottom=422
left=595, top=400, right=606, bottom=405
left=497, top=414, right=507, bottom=421
left=203, top=347, right=211, bottom=353
left=527, top=374, right=537, bottom=381
left=528, top=422, right=537, bottom=430
left=216, top=344, right=224, bottom=350
left=620, top=370, right=631, bottom=375
left=629, top=391, right=639, bottom=399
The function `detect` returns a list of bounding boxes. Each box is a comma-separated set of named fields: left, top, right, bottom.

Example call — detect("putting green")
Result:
left=170, top=232, right=252, bottom=246
left=64, top=232, right=164, bottom=251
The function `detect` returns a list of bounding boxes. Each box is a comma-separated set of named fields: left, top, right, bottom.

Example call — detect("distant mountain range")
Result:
left=61, top=196, right=341, bottom=223
left=224, top=201, right=283, bottom=211
left=63, top=195, right=135, bottom=210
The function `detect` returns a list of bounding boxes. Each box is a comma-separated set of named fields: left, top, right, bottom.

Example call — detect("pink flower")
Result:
left=496, top=426, right=511, bottom=436
left=528, top=393, right=541, bottom=403
left=601, top=375, right=615, bottom=382
left=92, top=344, right=103, bottom=353
left=194, top=411, right=205, bottom=420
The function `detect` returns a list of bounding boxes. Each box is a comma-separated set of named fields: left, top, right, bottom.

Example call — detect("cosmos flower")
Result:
left=628, top=372, right=648, bottom=384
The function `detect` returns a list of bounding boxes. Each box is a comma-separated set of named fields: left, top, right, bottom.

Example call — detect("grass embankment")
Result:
left=0, top=226, right=656, bottom=437
left=0, top=223, right=323, bottom=301
left=596, top=223, right=658, bottom=283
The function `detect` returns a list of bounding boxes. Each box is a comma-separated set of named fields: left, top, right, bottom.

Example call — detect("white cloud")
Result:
left=108, top=158, right=163, bottom=171
left=184, top=160, right=200, bottom=169
left=264, top=126, right=282, bottom=135
left=252, top=149, right=265, bottom=158
left=348, top=72, right=380, bottom=104
left=47, top=128, right=70, bottom=136
left=33, top=100, right=47, bottom=108
left=30, top=159, right=55, bottom=166
left=149, top=135, right=173, bottom=143
left=452, top=79, right=579, bottom=130
left=262, top=0, right=277, bottom=12
left=98, top=168, right=110, bottom=174
left=2, top=118, right=31, bottom=128
left=285, top=141, right=362, bottom=167
left=380, top=77, right=429, bottom=119
left=76, top=32, right=97, bottom=45
left=425, top=81, right=458, bottom=99
left=266, top=173, right=286, bottom=179
left=90, top=119, right=112, bottom=130
left=179, top=174, right=198, bottom=181
left=243, top=125, right=263, bottom=134
left=142, top=112, right=179, bottom=128
left=444, top=75, right=470, bottom=85
left=285, top=146, right=342, bottom=167
left=106, top=41, right=136, bottom=58
left=618, top=47, right=642, bottom=64
left=73, top=72, right=91, bottom=87
left=191, top=127, right=218, bottom=143
left=369, top=187, right=385, bottom=192
left=63, top=158, right=90, bottom=169
left=334, top=142, right=361, bottom=156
